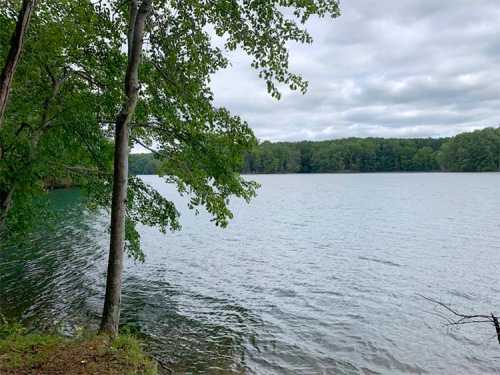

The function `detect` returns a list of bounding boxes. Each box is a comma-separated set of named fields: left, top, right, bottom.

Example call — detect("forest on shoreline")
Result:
left=130, top=127, right=500, bottom=175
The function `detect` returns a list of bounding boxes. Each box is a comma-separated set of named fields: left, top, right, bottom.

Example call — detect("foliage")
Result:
left=121, top=0, right=342, bottom=242
left=131, top=128, right=500, bottom=174
left=437, top=127, right=500, bottom=172
left=1, top=0, right=342, bottom=261
left=131, top=135, right=445, bottom=174
left=244, top=129, right=500, bottom=173
left=0, top=0, right=119, bottom=230
left=129, top=154, right=161, bottom=175
left=247, top=137, right=445, bottom=173
left=0, top=320, right=25, bottom=341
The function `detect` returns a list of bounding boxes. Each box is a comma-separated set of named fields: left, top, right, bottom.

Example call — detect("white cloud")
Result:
left=211, top=0, right=500, bottom=141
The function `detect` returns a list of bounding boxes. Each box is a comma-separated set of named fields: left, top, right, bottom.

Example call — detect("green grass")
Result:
left=0, top=323, right=158, bottom=375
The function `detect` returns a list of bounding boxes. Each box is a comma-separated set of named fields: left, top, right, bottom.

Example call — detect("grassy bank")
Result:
left=0, top=324, right=157, bottom=375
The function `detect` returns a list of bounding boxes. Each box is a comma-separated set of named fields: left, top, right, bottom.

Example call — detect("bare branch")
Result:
left=72, top=69, right=106, bottom=89
left=418, top=294, right=491, bottom=320
left=131, top=136, right=162, bottom=157
left=419, top=294, right=500, bottom=344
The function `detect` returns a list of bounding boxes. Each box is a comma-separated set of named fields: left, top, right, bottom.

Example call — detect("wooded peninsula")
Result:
left=130, top=126, right=500, bottom=175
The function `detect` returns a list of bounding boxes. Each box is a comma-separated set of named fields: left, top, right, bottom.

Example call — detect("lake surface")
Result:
left=1, top=174, right=500, bottom=374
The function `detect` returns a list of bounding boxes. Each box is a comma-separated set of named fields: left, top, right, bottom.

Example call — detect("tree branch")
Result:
left=419, top=294, right=500, bottom=344
left=131, top=136, right=162, bottom=157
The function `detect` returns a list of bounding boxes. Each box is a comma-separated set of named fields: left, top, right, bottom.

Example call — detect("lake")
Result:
left=1, top=173, right=500, bottom=374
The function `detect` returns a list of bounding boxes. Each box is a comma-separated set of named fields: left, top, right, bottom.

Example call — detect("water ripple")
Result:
left=1, top=174, right=500, bottom=374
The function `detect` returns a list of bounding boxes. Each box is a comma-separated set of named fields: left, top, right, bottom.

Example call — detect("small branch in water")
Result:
left=492, top=314, right=500, bottom=345
left=419, top=294, right=500, bottom=344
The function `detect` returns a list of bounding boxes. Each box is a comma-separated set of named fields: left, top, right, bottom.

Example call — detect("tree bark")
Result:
left=0, top=0, right=37, bottom=128
left=0, top=188, right=14, bottom=227
left=99, top=0, right=152, bottom=337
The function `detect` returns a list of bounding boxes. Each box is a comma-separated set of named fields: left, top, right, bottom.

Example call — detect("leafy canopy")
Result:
left=0, top=0, right=120, bottom=232
left=1, top=0, right=341, bottom=259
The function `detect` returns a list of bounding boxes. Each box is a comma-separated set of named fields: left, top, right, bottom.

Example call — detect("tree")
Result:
left=0, top=0, right=121, bottom=228
left=96, top=0, right=341, bottom=336
left=100, top=0, right=153, bottom=336
left=0, top=0, right=36, bottom=128
left=1, top=0, right=342, bottom=336
left=412, top=146, right=437, bottom=171
left=0, top=0, right=37, bottom=223
left=438, top=128, right=500, bottom=172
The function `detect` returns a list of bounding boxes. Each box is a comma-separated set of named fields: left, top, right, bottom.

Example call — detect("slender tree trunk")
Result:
left=0, top=188, right=14, bottom=227
left=0, top=0, right=36, bottom=127
left=99, top=0, right=152, bottom=337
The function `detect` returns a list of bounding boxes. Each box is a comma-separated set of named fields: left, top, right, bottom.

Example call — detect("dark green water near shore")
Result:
left=1, top=174, right=500, bottom=374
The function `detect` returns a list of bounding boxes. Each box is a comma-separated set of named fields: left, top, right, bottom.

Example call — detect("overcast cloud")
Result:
left=211, top=0, right=500, bottom=141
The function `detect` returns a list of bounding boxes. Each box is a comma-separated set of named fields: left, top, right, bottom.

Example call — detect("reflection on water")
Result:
left=0, top=189, right=252, bottom=373
left=1, top=174, right=500, bottom=374
left=0, top=189, right=101, bottom=329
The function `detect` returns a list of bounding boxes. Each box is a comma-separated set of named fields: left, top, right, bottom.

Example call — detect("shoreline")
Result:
left=0, top=323, right=158, bottom=375
left=132, top=170, right=500, bottom=176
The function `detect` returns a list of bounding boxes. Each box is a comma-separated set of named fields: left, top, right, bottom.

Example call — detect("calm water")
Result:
left=1, top=174, right=500, bottom=374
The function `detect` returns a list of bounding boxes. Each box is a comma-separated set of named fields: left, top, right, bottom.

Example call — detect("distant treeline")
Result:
left=130, top=127, right=500, bottom=174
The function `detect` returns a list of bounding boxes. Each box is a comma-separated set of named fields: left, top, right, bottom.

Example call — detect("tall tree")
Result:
left=100, top=0, right=152, bottom=336
left=0, top=0, right=36, bottom=127
left=1, top=0, right=342, bottom=336
left=98, top=0, right=341, bottom=336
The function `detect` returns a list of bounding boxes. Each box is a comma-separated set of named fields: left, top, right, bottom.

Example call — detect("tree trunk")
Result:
left=99, top=0, right=152, bottom=337
left=0, top=0, right=36, bottom=127
left=0, top=188, right=14, bottom=227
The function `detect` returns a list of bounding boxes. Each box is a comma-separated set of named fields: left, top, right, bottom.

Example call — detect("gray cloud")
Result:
left=211, top=0, right=500, bottom=141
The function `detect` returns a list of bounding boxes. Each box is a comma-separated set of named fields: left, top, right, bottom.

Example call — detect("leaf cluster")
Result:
left=1, top=0, right=341, bottom=260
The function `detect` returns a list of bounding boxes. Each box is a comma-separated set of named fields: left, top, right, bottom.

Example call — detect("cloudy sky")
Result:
left=211, top=0, right=500, bottom=141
